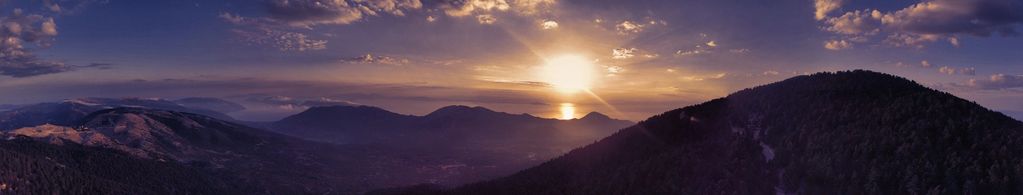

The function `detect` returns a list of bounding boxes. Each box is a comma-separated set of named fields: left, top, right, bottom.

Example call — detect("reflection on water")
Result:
left=559, top=103, right=576, bottom=120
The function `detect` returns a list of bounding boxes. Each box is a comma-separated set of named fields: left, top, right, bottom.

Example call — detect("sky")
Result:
left=0, top=0, right=1021, bottom=121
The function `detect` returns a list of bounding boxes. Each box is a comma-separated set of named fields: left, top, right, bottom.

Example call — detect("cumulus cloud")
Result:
left=824, top=39, right=852, bottom=50
left=814, top=0, right=843, bottom=20
left=939, top=66, right=976, bottom=75
left=222, top=0, right=558, bottom=50
left=818, top=0, right=1023, bottom=47
left=221, top=0, right=426, bottom=51
left=265, top=0, right=422, bottom=27
left=0, top=9, right=81, bottom=77
left=939, top=66, right=956, bottom=75
left=476, top=14, right=497, bottom=24
left=438, top=0, right=555, bottom=17
left=611, top=48, right=636, bottom=59
left=606, top=65, right=624, bottom=75
left=540, top=20, right=558, bottom=29
left=615, top=20, right=644, bottom=34
left=824, top=9, right=881, bottom=35
left=968, top=74, right=1023, bottom=90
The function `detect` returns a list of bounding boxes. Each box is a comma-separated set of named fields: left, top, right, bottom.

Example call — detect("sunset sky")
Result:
left=0, top=0, right=1021, bottom=121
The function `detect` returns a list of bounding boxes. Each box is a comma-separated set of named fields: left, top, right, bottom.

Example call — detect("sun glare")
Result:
left=559, top=103, right=576, bottom=120
left=540, top=55, right=598, bottom=93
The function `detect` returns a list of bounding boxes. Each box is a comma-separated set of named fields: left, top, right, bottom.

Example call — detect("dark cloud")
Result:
left=77, top=63, right=114, bottom=69
left=820, top=0, right=1023, bottom=47
left=0, top=6, right=112, bottom=78
left=0, top=9, right=67, bottom=77
left=881, top=0, right=1023, bottom=37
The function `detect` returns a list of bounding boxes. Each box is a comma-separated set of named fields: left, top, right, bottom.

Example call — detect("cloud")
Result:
left=340, top=54, right=410, bottom=65
left=819, top=0, right=1023, bottom=47
left=220, top=12, right=328, bottom=51
left=264, top=0, right=422, bottom=27
left=0, top=9, right=78, bottom=78
left=438, top=0, right=556, bottom=17
left=729, top=48, right=750, bottom=53
left=939, top=66, right=976, bottom=75
left=540, top=20, right=558, bottom=29
left=939, top=66, right=956, bottom=75
left=221, top=0, right=426, bottom=51
left=221, top=0, right=557, bottom=51
left=881, top=0, right=1023, bottom=37
left=959, top=67, right=976, bottom=75
left=705, top=41, right=717, bottom=47
left=814, top=0, right=843, bottom=20
left=921, top=60, right=932, bottom=68
left=611, top=48, right=636, bottom=59
left=606, top=65, right=624, bottom=75
left=680, top=73, right=728, bottom=81
left=824, top=9, right=881, bottom=35
left=968, top=74, right=1023, bottom=90
left=615, top=20, right=644, bottom=34
left=824, top=39, right=851, bottom=50
left=230, top=28, right=327, bottom=51
left=476, top=14, right=497, bottom=24
left=762, top=70, right=780, bottom=75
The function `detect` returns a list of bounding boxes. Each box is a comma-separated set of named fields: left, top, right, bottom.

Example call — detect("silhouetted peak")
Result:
left=426, top=105, right=496, bottom=117
left=580, top=112, right=611, bottom=121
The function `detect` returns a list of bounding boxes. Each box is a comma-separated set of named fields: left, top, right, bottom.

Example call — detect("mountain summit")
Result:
left=388, top=70, right=1023, bottom=194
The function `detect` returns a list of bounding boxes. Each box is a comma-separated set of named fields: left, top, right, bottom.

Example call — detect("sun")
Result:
left=539, top=54, right=598, bottom=93
left=559, top=103, right=576, bottom=120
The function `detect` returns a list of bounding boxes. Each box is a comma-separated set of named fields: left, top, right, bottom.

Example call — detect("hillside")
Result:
left=384, top=70, right=1023, bottom=194
left=0, top=138, right=245, bottom=194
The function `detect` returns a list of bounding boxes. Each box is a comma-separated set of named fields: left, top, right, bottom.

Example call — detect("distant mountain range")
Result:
left=377, top=70, right=1023, bottom=195
left=6, top=70, right=1019, bottom=194
left=0, top=97, right=240, bottom=130
left=0, top=98, right=633, bottom=194
left=268, top=104, right=634, bottom=186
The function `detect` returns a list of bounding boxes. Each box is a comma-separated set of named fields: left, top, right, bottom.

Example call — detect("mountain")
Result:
left=7, top=105, right=628, bottom=194
left=173, top=97, right=247, bottom=113
left=272, top=105, right=418, bottom=144
left=271, top=104, right=633, bottom=186
left=0, top=97, right=236, bottom=130
left=1, top=107, right=414, bottom=194
left=383, top=70, right=1023, bottom=194
left=273, top=105, right=631, bottom=145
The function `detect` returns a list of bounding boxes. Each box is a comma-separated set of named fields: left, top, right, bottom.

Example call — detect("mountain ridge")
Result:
left=379, top=70, right=1023, bottom=195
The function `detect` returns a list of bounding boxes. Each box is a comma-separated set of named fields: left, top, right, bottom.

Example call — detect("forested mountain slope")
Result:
left=384, top=70, right=1023, bottom=195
